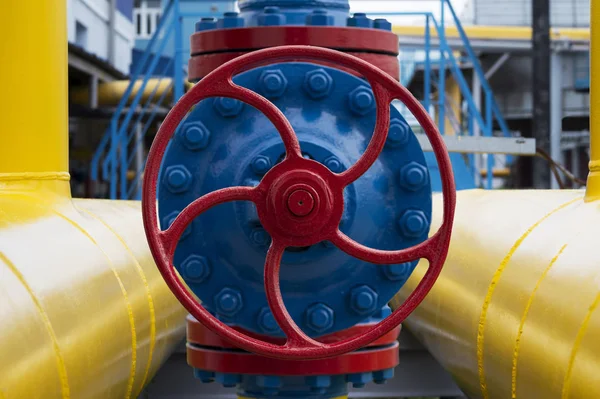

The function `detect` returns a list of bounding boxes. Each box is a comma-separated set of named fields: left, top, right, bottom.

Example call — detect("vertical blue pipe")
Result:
left=120, top=126, right=128, bottom=198
left=486, top=91, right=494, bottom=189
left=174, top=0, right=184, bottom=102
left=424, top=14, right=431, bottom=114
left=438, top=3, right=446, bottom=136
left=109, top=119, right=118, bottom=199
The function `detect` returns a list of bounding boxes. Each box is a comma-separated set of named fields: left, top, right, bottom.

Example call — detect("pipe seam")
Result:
left=0, top=172, right=70, bottom=182
left=477, top=196, right=583, bottom=399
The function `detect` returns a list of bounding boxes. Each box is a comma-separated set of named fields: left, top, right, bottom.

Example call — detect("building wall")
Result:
left=461, top=0, right=589, bottom=27
left=67, top=0, right=135, bottom=74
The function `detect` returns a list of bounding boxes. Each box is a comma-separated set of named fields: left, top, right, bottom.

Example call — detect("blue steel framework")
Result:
left=91, top=0, right=514, bottom=199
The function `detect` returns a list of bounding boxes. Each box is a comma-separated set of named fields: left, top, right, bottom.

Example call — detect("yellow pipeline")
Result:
left=392, top=190, right=600, bottom=399
left=70, top=79, right=194, bottom=107
left=0, top=1, right=187, bottom=398
left=587, top=0, right=600, bottom=201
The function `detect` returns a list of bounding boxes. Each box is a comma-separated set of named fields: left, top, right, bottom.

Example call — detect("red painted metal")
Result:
left=190, top=26, right=399, bottom=56
left=189, top=51, right=401, bottom=81
left=186, top=315, right=402, bottom=349
left=188, top=342, right=400, bottom=376
left=142, top=45, right=456, bottom=360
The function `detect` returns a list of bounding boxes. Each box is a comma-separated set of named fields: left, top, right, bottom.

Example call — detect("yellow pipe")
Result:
left=0, top=1, right=68, bottom=174
left=0, top=1, right=187, bottom=398
left=587, top=0, right=600, bottom=201
left=392, top=190, right=600, bottom=399
left=70, top=79, right=194, bottom=107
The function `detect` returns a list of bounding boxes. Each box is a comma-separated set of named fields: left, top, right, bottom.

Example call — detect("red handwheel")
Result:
left=142, top=45, right=456, bottom=360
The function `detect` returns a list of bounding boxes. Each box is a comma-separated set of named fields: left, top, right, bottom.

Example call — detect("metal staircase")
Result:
left=91, top=0, right=518, bottom=198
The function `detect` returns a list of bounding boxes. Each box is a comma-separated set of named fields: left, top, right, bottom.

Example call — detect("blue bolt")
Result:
left=164, top=165, right=192, bottom=194
left=258, top=6, right=286, bottom=26
left=181, top=255, right=210, bottom=283
left=215, top=372, right=240, bottom=388
left=381, top=262, right=414, bottom=281
left=306, top=303, right=334, bottom=333
left=217, top=11, right=244, bottom=29
left=194, top=369, right=215, bottom=383
left=375, top=305, right=392, bottom=319
left=347, top=13, right=374, bottom=28
left=252, top=155, right=272, bottom=175
left=258, top=307, right=279, bottom=333
left=306, top=8, right=334, bottom=26
left=324, top=156, right=342, bottom=173
left=195, top=17, right=217, bottom=32
left=181, top=122, right=211, bottom=151
left=251, top=227, right=270, bottom=247
left=215, top=288, right=243, bottom=317
left=164, top=211, right=192, bottom=240
left=385, top=118, right=410, bottom=148
left=350, top=285, right=379, bottom=315
left=256, top=376, right=282, bottom=392
left=349, top=86, right=375, bottom=116
left=306, top=375, right=331, bottom=393
left=398, top=210, right=430, bottom=238
left=373, top=368, right=395, bottom=384
left=347, top=372, right=373, bottom=388
left=214, top=97, right=244, bottom=117
left=374, top=18, right=392, bottom=31
left=400, top=162, right=429, bottom=191
left=259, top=69, right=288, bottom=98
left=304, top=69, right=333, bottom=99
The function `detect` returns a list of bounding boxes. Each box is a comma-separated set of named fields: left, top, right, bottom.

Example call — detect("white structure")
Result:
left=67, top=0, right=135, bottom=75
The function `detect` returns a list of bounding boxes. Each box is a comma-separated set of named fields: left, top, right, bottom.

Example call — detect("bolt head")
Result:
left=214, top=288, right=243, bottom=317
left=251, top=155, right=272, bottom=175
left=194, top=369, right=215, bottom=383
left=181, top=122, right=211, bottom=151
left=399, top=162, right=429, bottom=191
left=347, top=13, right=374, bottom=28
left=385, top=118, right=410, bottom=148
left=181, top=255, right=211, bottom=283
left=306, top=8, right=334, bottom=26
left=217, top=12, right=244, bottom=28
left=324, top=156, right=343, bottom=173
left=303, top=69, right=333, bottom=99
left=164, top=165, right=192, bottom=194
left=163, top=211, right=192, bottom=240
left=251, top=227, right=270, bottom=247
left=347, top=372, right=373, bottom=388
left=373, top=368, right=395, bottom=384
left=259, top=69, right=288, bottom=98
left=398, top=210, right=430, bottom=238
left=305, top=303, right=334, bottom=333
left=349, top=285, right=379, bottom=315
left=381, top=262, right=414, bottom=281
left=258, top=7, right=285, bottom=26
left=213, top=97, right=244, bottom=117
left=348, top=86, right=375, bottom=116
left=257, top=307, right=280, bottom=333
left=374, top=18, right=392, bottom=31
left=195, top=17, right=217, bottom=32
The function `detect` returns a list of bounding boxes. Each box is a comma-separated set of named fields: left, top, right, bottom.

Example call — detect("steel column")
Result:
left=532, top=0, right=551, bottom=188
left=550, top=51, right=564, bottom=189
left=472, top=73, right=482, bottom=187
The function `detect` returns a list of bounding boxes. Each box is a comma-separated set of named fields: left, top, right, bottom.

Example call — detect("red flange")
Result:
left=187, top=315, right=401, bottom=349
left=142, top=45, right=456, bottom=360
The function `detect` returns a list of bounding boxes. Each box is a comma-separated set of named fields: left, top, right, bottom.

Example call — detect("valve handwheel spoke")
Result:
left=264, top=241, right=324, bottom=348
left=143, top=45, right=456, bottom=360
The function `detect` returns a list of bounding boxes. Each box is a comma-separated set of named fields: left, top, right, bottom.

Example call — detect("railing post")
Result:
left=174, top=0, right=184, bottom=102
left=424, top=14, right=431, bottom=114
left=486, top=91, right=494, bottom=189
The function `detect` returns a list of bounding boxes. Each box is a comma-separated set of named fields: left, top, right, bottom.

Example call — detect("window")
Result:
left=75, top=21, right=88, bottom=48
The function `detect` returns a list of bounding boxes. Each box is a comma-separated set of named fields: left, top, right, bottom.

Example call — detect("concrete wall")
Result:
left=461, top=0, right=589, bottom=27
left=67, top=0, right=135, bottom=75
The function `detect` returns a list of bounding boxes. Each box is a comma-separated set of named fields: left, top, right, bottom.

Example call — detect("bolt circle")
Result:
left=385, top=119, right=410, bottom=148
left=251, top=155, right=272, bottom=175
left=398, top=210, right=430, bottom=238
left=349, top=285, right=379, bottom=315
left=215, top=288, right=243, bottom=317
left=305, top=303, right=334, bottom=333
left=303, top=69, right=333, bottom=99
left=349, top=86, right=375, bottom=116
left=164, top=165, right=192, bottom=194
left=324, top=156, right=343, bottom=173
left=259, top=70, right=288, bottom=98
left=181, top=255, right=211, bottom=283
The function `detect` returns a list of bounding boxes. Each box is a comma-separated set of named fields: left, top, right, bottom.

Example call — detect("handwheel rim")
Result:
left=142, top=45, right=456, bottom=360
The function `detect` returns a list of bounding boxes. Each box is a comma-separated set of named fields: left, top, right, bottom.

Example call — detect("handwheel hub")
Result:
left=260, top=158, right=344, bottom=246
